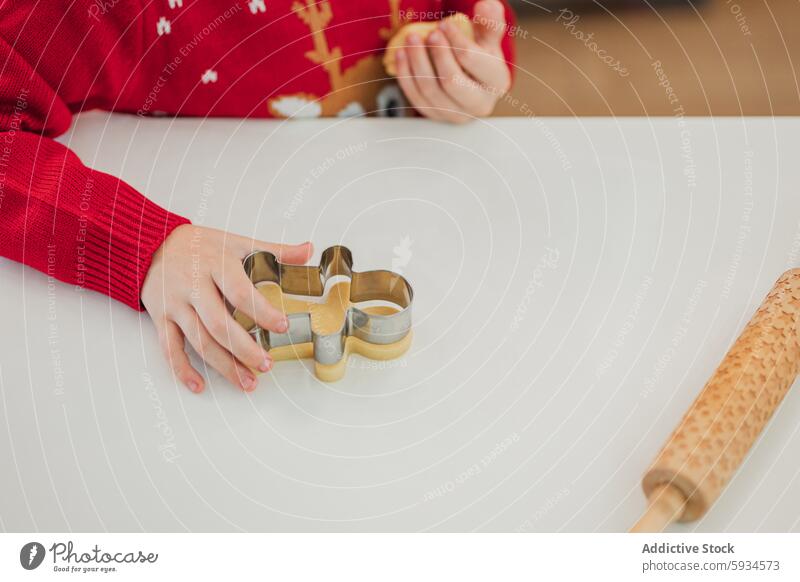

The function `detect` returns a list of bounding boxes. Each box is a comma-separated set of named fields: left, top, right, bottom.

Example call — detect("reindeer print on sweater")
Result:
left=268, top=0, right=408, bottom=118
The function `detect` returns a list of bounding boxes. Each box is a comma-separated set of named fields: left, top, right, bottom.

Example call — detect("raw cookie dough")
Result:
left=252, top=281, right=412, bottom=382
left=383, top=13, right=475, bottom=76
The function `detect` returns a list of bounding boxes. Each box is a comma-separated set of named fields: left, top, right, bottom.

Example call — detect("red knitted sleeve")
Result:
left=0, top=36, right=189, bottom=311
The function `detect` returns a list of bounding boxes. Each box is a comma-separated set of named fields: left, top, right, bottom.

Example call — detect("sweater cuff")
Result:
left=81, top=176, right=190, bottom=311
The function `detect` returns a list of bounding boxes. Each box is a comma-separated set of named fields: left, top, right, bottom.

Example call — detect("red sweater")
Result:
left=0, top=0, right=514, bottom=310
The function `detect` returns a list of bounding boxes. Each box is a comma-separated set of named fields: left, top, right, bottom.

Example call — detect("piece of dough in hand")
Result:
left=384, top=13, right=475, bottom=76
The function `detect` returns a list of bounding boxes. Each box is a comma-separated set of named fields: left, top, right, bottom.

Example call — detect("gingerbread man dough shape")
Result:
left=232, top=246, right=413, bottom=382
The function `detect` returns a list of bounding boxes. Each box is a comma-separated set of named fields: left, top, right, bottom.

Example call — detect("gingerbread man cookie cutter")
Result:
left=232, top=246, right=413, bottom=368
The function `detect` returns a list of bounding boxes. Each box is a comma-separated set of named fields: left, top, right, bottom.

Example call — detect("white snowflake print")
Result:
left=392, top=236, right=413, bottom=274
left=201, top=69, right=218, bottom=84
left=337, top=102, right=365, bottom=118
left=248, top=0, right=266, bottom=13
left=168, top=0, right=183, bottom=8
left=269, top=96, right=322, bottom=118
left=390, top=235, right=413, bottom=292
left=156, top=17, right=171, bottom=35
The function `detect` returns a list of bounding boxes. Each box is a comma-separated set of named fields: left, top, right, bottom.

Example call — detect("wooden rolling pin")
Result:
left=632, top=268, right=800, bottom=532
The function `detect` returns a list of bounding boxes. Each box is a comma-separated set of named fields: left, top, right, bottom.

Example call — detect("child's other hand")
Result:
left=141, top=224, right=313, bottom=393
left=395, top=0, right=511, bottom=123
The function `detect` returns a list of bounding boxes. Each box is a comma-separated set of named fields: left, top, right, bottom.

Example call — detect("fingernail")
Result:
left=408, top=33, right=421, bottom=45
left=188, top=380, right=201, bottom=393
left=242, top=375, right=258, bottom=392
left=440, top=22, right=450, bottom=33
left=258, top=357, right=272, bottom=373
left=429, top=30, right=443, bottom=43
left=276, top=317, right=289, bottom=333
left=396, top=49, right=406, bottom=63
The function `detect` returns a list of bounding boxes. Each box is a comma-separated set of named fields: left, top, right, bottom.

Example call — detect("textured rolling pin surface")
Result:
left=643, top=269, right=800, bottom=521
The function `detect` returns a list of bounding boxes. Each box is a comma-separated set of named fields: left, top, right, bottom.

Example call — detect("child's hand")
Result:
left=141, top=224, right=313, bottom=393
left=395, top=0, right=511, bottom=123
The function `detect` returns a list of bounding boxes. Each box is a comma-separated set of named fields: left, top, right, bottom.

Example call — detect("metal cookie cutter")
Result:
left=232, top=246, right=413, bottom=367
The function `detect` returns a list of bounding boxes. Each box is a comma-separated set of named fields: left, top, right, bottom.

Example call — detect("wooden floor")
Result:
left=498, top=0, right=800, bottom=116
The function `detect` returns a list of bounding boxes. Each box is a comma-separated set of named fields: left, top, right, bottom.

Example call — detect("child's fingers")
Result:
left=192, top=282, right=274, bottom=373
left=395, top=49, right=440, bottom=120
left=160, top=320, right=204, bottom=393
left=439, top=20, right=509, bottom=93
left=236, top=237, right=314, bottom=265
left=215, top=257, right=289, bottom=334
left=427, top=29, right=495, bottom=116
left=177, top=309, right=258, bottom=392
left=270, top=241, right=314, bottom=265
left=406, top=34, right=453, bottom=117
left=473, top=0, right=507, bottom=50
left=405, top=34, right=469, bottom=123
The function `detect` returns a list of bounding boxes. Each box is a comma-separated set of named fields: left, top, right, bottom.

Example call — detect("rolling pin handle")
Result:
left=630, top=483, right=687, bottom=533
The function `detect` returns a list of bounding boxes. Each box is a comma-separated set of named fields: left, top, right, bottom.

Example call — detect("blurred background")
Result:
left=499, top=0, right=799, bottom=115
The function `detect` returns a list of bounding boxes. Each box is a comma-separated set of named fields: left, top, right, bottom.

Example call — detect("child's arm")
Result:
left=394, top=0, right=515, bottom=123
left=0, top=37, right=189, bottom=310
left=0, top=36, right=294, bottom=393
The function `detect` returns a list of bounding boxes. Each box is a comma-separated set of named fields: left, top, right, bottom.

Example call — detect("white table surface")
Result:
left=1, top=113, right=799, bottom=532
